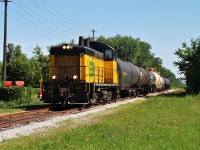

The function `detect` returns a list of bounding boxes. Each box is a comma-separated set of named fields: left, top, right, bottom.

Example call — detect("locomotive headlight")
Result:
left=52, top=75, right=56, bottom=80
left=73, top=75, right=78, bottom=80
left=62, top=45, right=72, bottom=50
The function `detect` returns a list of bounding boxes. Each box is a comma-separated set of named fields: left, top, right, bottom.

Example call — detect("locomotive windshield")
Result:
left=105, top=49, right=113, bottom=60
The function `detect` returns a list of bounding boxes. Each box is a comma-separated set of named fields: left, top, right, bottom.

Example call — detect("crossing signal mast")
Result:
left=1, top=0, right=12, bottom=83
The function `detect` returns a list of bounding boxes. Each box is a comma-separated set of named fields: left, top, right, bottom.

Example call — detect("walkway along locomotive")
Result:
left=42, top=36, right=170, bottom=106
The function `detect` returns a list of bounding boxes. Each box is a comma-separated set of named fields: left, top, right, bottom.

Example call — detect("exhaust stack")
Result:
left=79, top=36, right=84, bottom=46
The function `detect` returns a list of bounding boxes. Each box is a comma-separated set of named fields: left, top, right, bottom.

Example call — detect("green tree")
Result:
left=135, top=41, right=153, bottom=67
left=6, top=43, right=14, bottom=63
left=174, top=38, right=200, bottom=94
left=69, top=39, right=75, bottom=45
left=151, top=56, right=163, bottom=72
left=30, top=45, right=49, bottom=87
left=6, top=44, right=32, bottom=85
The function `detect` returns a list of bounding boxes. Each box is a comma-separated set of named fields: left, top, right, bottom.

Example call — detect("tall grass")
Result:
left=1, top=91, right=200, bottom=149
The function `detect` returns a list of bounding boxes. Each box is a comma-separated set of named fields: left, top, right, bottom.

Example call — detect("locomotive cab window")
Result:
left=105, top=49, right=113, bottom=60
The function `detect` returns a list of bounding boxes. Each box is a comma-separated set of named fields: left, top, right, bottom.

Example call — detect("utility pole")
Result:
left=91, top=29, right=96, bottom=40
left=1, top=0, right=11, bottom=83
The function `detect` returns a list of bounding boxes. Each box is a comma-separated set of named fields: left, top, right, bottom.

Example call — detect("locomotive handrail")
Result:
left=42, top=65, right=117, bottom=84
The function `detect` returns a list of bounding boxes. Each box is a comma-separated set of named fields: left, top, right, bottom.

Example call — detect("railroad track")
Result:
left=0, top=97, right=129, bottom=131
left=0, top=107, right=80, bottom=130
left=0, top=90, right=174, bottom=131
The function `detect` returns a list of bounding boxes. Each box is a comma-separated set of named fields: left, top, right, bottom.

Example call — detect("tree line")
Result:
left=0, top=35, right=182, bottom=88
left=174, top=37, right=200, bottom=94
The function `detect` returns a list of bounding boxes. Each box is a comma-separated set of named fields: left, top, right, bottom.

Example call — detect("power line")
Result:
left=40, top=0, right=91, bottom=32
left=12, top=2, right=67, bottom=40
left=29, top=0, right=82, bottom=36
left=9, top=6, right=66, bottom=41
left=17, top=0, right=76, bottom=36
left=9, top=13, right=60, bottom=43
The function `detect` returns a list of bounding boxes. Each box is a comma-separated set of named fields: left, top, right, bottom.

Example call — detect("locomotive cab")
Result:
left=90, top=41, right=118, bottom=84
left=89, top=41, right=117, bottom=61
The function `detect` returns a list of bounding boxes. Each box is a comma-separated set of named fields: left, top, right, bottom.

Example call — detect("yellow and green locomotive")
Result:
left=42, top=36, right=119, bottom=105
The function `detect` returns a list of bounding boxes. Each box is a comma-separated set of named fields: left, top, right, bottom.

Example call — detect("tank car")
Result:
left=149, top=71, right=163, bottom=92
left=148, top=71, right=157, bottom=92
left=114, top=59, right=150, bottom=97
left=162, top=78, right=171, bottom=90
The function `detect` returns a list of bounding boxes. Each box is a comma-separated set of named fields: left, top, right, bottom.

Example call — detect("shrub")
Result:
left=0, top=86, right=40, bottom=107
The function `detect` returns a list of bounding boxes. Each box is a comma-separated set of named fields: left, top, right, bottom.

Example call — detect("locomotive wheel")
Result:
left=87, top=100, right=92, bottom=107
left=60, top=98, right=64, bottom=105
left=64, top=101, right=69, bottom=108
left=133, top=91, right=137, bottom=97
left=107, top=91, right=113, bottom=101
left=143, top=90, right=148, bottom=96
left=62, top=97, right=69, bottom=108
left=116, top=92, right=121, bottom=99
left=129, top=91, right=136, bottom=98
left=103, top=98, right=108, bottom=105
left=136, top=90, right=140, bottom=97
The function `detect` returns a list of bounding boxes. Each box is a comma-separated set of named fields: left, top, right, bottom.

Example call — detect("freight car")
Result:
left=42, top=36, right=170, bottom=106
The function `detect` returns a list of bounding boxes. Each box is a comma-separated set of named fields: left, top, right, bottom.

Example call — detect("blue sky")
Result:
left=0, top=0, right=200, bottom=78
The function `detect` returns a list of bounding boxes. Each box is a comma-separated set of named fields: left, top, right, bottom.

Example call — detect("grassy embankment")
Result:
left=1, top=89, right=200, bottom=149
left=0, top=98, right=44, bottom=114
left=0, top=101, right=47, bottom=114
